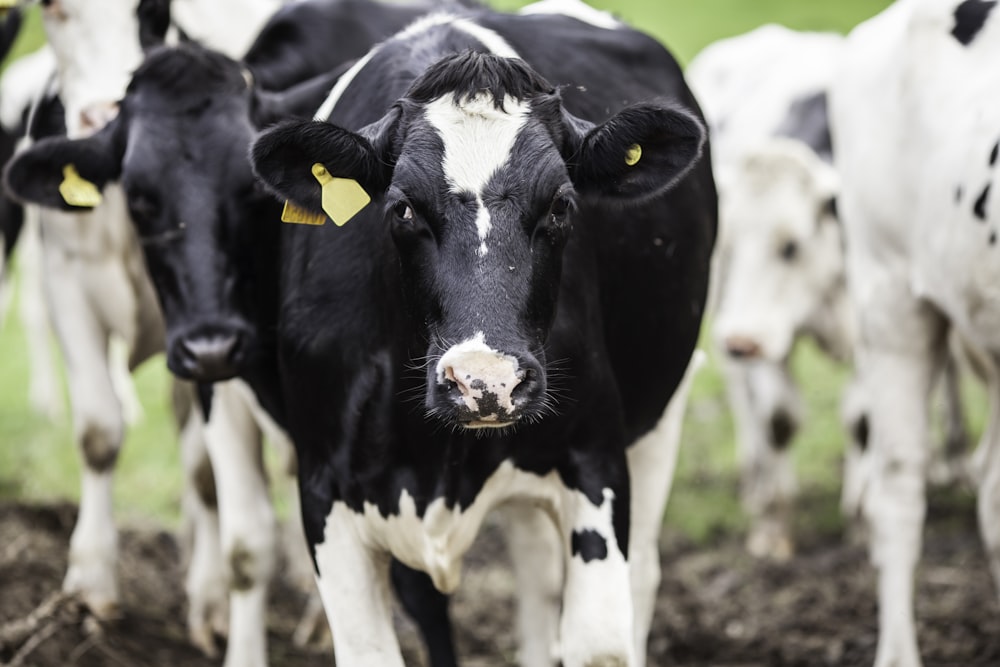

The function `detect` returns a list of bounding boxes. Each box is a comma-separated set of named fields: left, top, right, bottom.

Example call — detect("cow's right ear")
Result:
left=4, top=123, right=122, bottom=211
left=250, top=113, right=397, bottom=215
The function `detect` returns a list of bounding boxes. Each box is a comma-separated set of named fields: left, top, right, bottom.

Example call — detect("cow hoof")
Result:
left=746, top=526, right=793, bottom=562
left=63, top=567, right=121, bottom=620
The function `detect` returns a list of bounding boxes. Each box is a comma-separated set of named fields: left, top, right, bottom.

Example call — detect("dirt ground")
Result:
left=0, top=490, right=998, bottom=667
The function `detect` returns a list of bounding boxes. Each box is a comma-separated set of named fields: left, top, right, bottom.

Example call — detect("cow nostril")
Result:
left=724, top=335, right=762, bottom=360
left=443, top=365, right=470, bottom=398
left=510, top=368, right=538, bottom=405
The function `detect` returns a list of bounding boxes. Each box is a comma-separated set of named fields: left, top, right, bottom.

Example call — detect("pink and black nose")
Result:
left=432, top=333, right=543, bottom=428
left=723, top=335, right=763, bottom=360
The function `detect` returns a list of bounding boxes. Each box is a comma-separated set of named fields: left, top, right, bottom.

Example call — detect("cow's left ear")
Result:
left=567, top=103, right=705, bottom=202
left=250, top=109, right=399, bottom=216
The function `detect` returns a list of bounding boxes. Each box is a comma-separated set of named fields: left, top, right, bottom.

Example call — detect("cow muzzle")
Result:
left=432, top=337, right=543, bottom=429
left=168, top=323, right=253, bottom=383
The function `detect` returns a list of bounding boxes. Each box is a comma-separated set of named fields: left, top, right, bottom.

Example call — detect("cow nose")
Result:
left=177, top=333, right=242, bottom=382
left=724, top=335, right=763, bottom=359
left=79, top=102, right=120, bottom=135
left=439, top=350, right=526, bottom=426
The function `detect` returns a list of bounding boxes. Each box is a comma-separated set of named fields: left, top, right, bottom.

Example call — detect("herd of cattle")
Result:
left=0, top=0, right=995, bottom=666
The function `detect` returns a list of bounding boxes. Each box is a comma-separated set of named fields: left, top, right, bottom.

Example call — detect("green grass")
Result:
left=3, top=0, right=965, bottom=546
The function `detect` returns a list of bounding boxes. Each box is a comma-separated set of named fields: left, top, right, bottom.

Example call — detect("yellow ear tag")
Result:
left=625, top=144, right=642, bottom=167
left=0, top=0, right=16, bottom=10
left=281, top=200, right=327, bottom=225
left=311, top=162, right=370, bottom=227
left=58, top=164, right=103, bottom=208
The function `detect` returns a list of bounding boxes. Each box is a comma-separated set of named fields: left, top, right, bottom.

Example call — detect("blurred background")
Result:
left=0, top=0, right=978, bottom=548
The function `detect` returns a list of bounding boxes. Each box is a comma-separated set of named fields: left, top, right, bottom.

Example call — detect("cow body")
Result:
left=251, top=4, right=715, bottom=665
left=830, top=0, right=1000, bottom=665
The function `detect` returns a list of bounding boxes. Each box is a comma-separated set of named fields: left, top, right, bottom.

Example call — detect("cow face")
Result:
left=4, top=46, right=268, bottom=382
left=41, top=0, right=169, bottom=137
left=252, top=52, right=705, bottom=429
left=713, top=138, right=841, bottom=362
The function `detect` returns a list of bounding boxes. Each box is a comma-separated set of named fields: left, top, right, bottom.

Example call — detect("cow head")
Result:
left=252, top=52, right=705, bottom=429
left=41, top=0, right=170, bottom=137
left=713, top=137, right=842, bottom=363
left=3, top=45, right=287, bottom=382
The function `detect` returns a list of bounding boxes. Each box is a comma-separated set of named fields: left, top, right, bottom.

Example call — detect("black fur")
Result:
left=951, top=0, right=997, bottom=45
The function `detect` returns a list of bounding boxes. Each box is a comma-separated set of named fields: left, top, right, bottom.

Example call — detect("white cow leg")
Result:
left=314, top=502, right=405, bottom=667
left=976, top=360, right=1000, bottom=600
left=51, top=288, right=124, bottom=618
left=17, top=212, right=64, bottom=421
left=176, top=381, right=229, bottom=656
left=558, top=483, right=634, bottom=667
left=865, top=348, right=938, bottom=667
left=501, top=501, right=562, bottom=667
left=725, top=359, right=798, bottom=561
left=627, top=351, right=702, bottom=667
left=202, top=381, right=275, bottom=667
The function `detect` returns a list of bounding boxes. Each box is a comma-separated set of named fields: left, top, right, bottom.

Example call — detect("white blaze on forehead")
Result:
left=518, top=0, right=622, bottom=30
left=425, top=93, right=530, bottom=256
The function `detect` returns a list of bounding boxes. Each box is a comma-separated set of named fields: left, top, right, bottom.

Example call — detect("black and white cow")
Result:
left=830, top=0, right=1000, bottom=665
left=247, top=2, right=714, bottom=665
left=7, top=1, right=715, bottom=665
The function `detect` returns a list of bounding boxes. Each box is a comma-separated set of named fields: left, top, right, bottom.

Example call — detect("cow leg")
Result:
left=557, top=467, right=634, bottom=667
left=201, top=380, right=275, bottom=667
left=840, top=374, right=872, bottom=537
left=975, top=358, right=1000, bottom=601
left=627, top=351, right=702, bottom=667
left=390, top=560, right=457, bottom=667
left=175, top=381, right=229, bottom=656
left=860, top=295, right=944, bottom=667
left=501, top=501, right=562, bottom=667
left=312, top=501, right=405, bottom=667
left=45, top=263, right=124, bottom=618
left=17, top=212, right=63, bottom=420
left=724, top=359, right=800, bottom=561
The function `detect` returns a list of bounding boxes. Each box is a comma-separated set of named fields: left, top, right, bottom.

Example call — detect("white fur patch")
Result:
left=519, top=0, right=621, bottom=30
left=425, top=94, right=530, bottom=255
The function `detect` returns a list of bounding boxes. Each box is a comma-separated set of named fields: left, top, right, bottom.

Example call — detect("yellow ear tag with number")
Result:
left=281, top=200, right=327, bottom=225
left=311, top=162, right=370, bottom=227
left=59, top=164, right=103, bottom=208
left=625, top=144, right=642, bottom=167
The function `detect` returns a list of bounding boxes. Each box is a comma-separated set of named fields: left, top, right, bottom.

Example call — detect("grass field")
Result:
left=3, top=0, right=976, bottom=545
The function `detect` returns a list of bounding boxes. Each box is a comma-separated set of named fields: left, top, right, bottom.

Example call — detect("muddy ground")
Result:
left=0, top=490, right=998, bottom=667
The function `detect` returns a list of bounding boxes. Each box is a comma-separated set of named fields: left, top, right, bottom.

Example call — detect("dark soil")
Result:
left=0, top=490, right=997, bottom=667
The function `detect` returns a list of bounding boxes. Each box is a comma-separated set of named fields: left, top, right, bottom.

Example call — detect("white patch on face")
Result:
left=424, top=93, right=530, bottom=256
left=518, top=0, right=622, bottom=30
left=435, top=331, right=522, bottom=422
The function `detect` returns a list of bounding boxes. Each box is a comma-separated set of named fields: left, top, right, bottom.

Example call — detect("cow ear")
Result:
left=568, top=103, right=706, bottom=202
left=250, top=111, right=398, bottom=215
left=4, top=122, right=122, bottom=211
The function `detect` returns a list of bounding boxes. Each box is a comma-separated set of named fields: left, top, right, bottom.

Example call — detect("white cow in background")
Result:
left=831, top=0, right=1000, bottom=664
left=687, top=26, right=858, bottom=560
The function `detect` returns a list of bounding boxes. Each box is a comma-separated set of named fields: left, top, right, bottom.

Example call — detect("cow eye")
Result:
left=550, top=194, right=573, bottom=224
left=393, top=201, right=414, bottom=223
left=128, top=192, right=159, bottom=222
left=780, top=239, right=798, bottom=262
